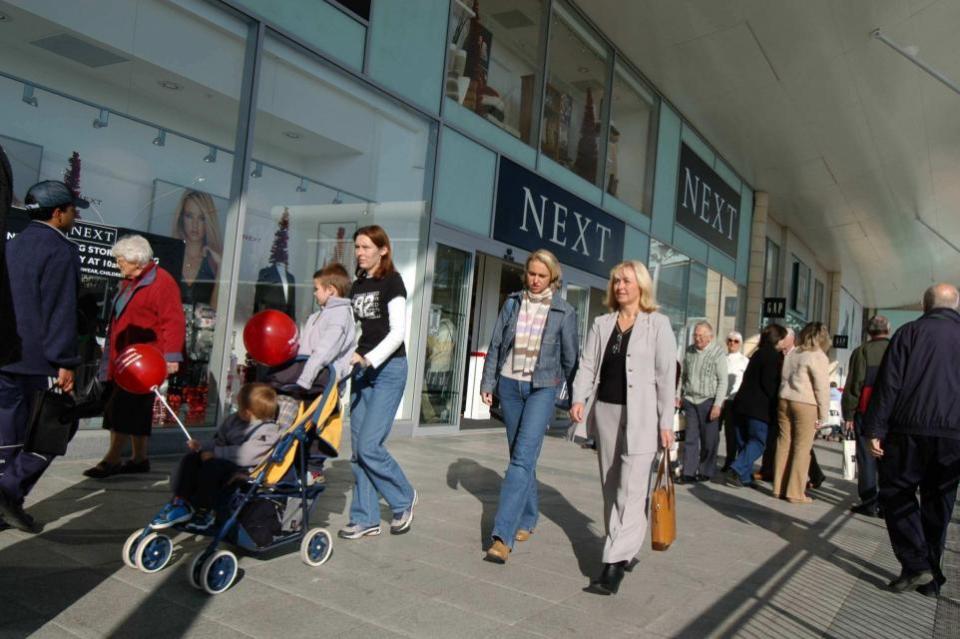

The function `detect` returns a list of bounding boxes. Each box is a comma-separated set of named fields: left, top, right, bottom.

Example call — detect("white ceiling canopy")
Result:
left=578, top=0, right=960, bottom=307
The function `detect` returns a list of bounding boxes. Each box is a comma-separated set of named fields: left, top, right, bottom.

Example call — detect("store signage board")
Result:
left=763, top=297, right=787, bottom=318
left=493, top=157, right=624, bottom=278
left=675, top=143, right=741, bottom=259
left=6, top=208, right=184, bottom=282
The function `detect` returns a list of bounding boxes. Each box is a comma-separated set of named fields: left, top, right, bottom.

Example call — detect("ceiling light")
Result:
left=332, top=191, right=343, bottom=204
left=296, top=177, right=307, bottom=193
left=21, top=84, right=38, bottom=107
left=158, top=80, right=181, bottom=90
left=250, top=162, right=263, bottom=178
left=92, top=108, right=109, bottom=128
left=152, top=129, right=166, bottom=147
left=283, top=131, right=302, bottom=139
left=0, top=12, right=10, bottom=22
left=202, top=146, right=218, bottom=163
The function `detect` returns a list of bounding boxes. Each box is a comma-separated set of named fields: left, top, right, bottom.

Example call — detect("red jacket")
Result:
left=101, top=263, right=185, bottom=381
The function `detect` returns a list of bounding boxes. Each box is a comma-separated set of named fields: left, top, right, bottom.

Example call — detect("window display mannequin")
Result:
left=254, top=262, right=297, bottom=318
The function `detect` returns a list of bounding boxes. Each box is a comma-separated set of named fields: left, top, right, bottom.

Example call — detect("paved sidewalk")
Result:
left=0, top=432, right=953, bottom=638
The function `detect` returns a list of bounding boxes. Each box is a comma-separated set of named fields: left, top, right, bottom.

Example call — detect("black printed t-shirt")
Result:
left=350, top=271, right=407, bottom=359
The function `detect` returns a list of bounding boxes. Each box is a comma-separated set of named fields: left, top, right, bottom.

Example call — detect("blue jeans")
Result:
left=348, top=357, right=414, bottom=527
left=730, top=416, right=769, bottom=485
left=492, top=377, right=558, bottom=549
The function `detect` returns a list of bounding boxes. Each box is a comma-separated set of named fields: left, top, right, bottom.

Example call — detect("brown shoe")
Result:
left=515, top=529, right=533, bottom=542
left=485, top=539, right=510, bottom=564
left=752, top=472, right=764, bottom=481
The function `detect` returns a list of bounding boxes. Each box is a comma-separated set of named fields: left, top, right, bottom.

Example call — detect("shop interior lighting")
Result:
left=202, top=146, right=217, bottom=163
left=296, top=177, right=307, bottom=193
left=872, top=29, right=960, bottom=98
left=92, top=108, right=109, bottom=129
left=250, top=161, right=263, bottom=178
left=152, top=129, right=166, bottom=147
left=21, top=84, right=38, bottom=107
left=332, top=190, right=343, bottom=204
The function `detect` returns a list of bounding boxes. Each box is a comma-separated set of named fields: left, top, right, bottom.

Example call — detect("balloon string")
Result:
left=152, top=387, right=192, bottom=442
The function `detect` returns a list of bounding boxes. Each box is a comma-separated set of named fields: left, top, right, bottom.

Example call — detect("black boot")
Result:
left=586, top=561, right=627, bottom=595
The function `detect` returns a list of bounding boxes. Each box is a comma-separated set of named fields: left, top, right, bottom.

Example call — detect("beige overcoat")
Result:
left=571, top=311, right=677, bottom=454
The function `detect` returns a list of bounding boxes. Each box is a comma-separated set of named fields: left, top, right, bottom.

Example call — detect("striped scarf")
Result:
left=511, top=288, right=553, bottom=376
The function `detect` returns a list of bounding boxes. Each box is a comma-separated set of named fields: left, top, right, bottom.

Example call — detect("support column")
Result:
left=744, top=192, right=769, bottom=335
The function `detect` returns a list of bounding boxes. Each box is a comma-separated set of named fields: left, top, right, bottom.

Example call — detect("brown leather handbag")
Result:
left=650, top=452, right=676, bottom=551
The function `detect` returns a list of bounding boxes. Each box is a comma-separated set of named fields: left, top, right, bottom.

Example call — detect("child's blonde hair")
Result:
left=238, top=383, right=278, bottom=421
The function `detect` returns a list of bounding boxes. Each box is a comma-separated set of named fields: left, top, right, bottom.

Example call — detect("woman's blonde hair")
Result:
left=797, top=322, right=831, bottom=353
left=605, top=260, right=658, bottom=312
left=173, top=189, right=223, bottom=256
left=525, top=249, right=562, bottom=291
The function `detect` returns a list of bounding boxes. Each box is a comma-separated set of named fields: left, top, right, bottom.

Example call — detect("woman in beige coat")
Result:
left=570, top=260, right=676, bottom=595
left=774, top=322, right=831, bottom=503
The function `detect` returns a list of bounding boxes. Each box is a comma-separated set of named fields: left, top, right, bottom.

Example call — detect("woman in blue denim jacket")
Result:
left=479, top=249, right=579, bottom=563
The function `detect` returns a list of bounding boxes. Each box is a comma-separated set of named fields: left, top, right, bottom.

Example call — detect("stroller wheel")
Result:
left=300, top=527, right=333, bottom=567
left=201, top=550, right=238, bottom=594
left=187, top=552, right=207, bottom=589
left=122, top=529, right=145, bottom=569
left=135, top=533, right=173, bottom=573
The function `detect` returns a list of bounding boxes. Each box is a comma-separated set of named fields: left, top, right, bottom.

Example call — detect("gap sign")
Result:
left=675, top=143, right=741, bottom=259
left=493, top=158, right=624, bottom=278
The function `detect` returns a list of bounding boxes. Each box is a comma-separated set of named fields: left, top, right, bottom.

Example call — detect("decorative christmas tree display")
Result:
left=462, top=0, right=486, bottom=113
left=63, top=151, right=83, bottom=200
left=269, top=207, right=290, bottom=265
left=573, top=88, right=599, bottom=182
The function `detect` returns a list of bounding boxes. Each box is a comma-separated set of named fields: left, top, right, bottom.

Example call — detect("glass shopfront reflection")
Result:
left=421, top=244, right=472, bottom=426
left=0, top=0, right=248, bottom=427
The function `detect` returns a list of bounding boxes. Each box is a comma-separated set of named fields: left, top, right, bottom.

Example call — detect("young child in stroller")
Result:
left=151, top=383, right=283, bottom=530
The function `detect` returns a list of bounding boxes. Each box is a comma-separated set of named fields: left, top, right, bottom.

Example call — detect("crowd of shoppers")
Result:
left=2, top=177, right=957, bottom=600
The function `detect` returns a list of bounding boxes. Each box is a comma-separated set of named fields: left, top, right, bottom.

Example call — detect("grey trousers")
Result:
left=594, top=401, right=657, bottom=564
left=681, top=398, right=720, bottom=478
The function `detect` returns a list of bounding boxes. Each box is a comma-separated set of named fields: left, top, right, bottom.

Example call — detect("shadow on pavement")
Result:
left=446, top=457, right=602, bottom=578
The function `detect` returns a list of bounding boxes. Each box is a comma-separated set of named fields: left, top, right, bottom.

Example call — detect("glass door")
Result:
left=419, top=244, right=473, bottom=427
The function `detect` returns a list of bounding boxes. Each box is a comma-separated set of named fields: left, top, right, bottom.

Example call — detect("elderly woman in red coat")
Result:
left=84, top=235, right=185, bottom=478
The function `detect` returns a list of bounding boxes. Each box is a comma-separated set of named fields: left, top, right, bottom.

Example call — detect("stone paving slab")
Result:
left=0, top=433, right=954, bottom=638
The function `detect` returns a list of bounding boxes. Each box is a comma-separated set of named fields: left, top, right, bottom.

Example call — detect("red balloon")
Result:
left=115, top=344, right=167, bottom=394
left=243, top=310, right=299, bottom=366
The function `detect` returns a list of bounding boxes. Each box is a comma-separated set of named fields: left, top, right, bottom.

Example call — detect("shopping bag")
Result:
left=24, top=388, right=78, bottom=456
left=842, top=435, right=857, bottom=481
left=650, top=452, right=676, bottom=551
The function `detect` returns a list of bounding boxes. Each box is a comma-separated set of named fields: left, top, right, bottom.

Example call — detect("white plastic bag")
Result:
left=842, top=437, right=857, bottom=481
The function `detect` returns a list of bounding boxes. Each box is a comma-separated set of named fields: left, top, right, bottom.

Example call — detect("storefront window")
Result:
left=421, top=245, right=471, bottom=426
left=607, top=62, right=656, bottom=212
left=649, top=240, right=689, bottom=348
left=0, top=0, right=247, bottom=427
left=813, top=279, right=825, bottom=322
left=445, top=0, right=546, bottom=144
left=716, top=276, right=744, bottom=341
left=540, top=2, right=609, bottom=186
left=238, top=35, right=434, bottom=419
left=764, top=238, right=780, bottom=297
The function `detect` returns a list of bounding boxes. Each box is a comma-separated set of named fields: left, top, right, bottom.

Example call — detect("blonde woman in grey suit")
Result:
left=570, top=260, right=677, bottom=595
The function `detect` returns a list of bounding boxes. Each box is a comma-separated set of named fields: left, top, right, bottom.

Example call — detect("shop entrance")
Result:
left=417, top=227, right=609, bottom=433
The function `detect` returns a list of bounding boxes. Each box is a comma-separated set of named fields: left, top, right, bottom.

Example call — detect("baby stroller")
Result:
left=121, top=365, right=343, bottom=595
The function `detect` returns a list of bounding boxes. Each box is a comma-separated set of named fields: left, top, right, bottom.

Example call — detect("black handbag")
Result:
left=24, top=389, right=79, bottom=456
left=71, top=375, right=106, bottom=419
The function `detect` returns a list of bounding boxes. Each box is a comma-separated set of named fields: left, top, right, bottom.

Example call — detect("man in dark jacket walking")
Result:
left=863, top=283, right=960, bottom=597
left=0, top=180, right=84, bottom=533
left=841, top=315, right=890, bottom=517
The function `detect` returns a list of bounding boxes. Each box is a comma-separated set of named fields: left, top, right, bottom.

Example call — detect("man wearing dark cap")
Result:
left=864, top=283, right=960, bottom=597
left=0, top=180, right=85, bottom=532
left=841, top=315, right=890, bottom=518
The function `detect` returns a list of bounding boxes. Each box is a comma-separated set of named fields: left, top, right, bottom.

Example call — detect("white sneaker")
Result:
left=337, top=523, right=381, bottom=540
left=390, top=489, right=418, bottom=535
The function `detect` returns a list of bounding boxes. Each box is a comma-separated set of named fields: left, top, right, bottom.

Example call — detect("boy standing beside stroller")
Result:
left=152, top=383, right=282, bottom=530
